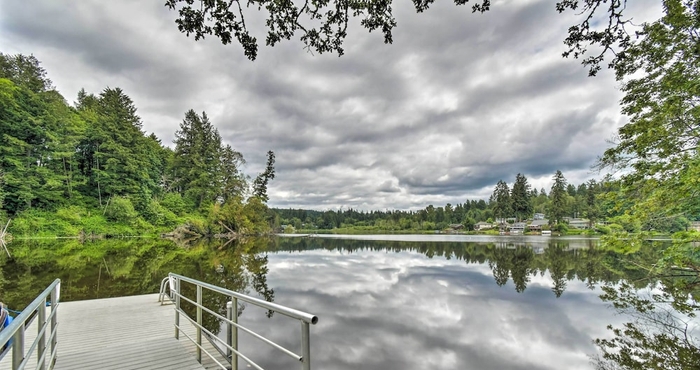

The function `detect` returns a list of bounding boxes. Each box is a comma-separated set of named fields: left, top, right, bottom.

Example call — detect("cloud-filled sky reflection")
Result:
left=234, top=244, right=623, bottom=370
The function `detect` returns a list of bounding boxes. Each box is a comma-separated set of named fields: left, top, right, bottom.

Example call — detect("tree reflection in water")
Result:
left=1, top=235, right=697, bottom=368
left=0, top=237, right=276, bottom=334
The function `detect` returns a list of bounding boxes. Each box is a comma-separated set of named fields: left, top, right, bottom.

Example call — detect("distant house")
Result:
left=689, top=221, right=700, bottom=232
left=533, top=213, right=545, bottom=220
left=510, top=222, right=527, bottom=233
left=475, top=222, right=493, bottom=231
left=528, top=219, right=549, bottom=231
left=448, top=224, right=464, bottom=231
left=495, top=218, right=517, bottom=224
left=569, top=218, right=590, bottom=229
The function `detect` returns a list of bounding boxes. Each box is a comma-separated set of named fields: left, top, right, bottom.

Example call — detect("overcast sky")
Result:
left=0, top=0, right=660, bottom=211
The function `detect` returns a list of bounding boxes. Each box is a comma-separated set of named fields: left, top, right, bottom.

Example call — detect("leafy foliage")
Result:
left=598, top=0, right=700, bottom=222
left=589, top=1, right=700, bottom=356
left=164, top=0, right=637, bottom=74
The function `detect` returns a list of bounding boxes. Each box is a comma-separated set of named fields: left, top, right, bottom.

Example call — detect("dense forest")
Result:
left=0, top=53, right=277, bottom=237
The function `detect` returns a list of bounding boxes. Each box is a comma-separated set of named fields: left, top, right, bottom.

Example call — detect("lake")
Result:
left=0, top=235, right=660, bottom=369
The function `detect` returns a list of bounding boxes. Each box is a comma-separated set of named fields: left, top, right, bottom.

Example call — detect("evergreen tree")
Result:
left=220, top=144, right=247, bottom=202
left=76, top=88, right=159, bottom=204
left=549, top=170, right=568, bottom=224
left=0, top=53, right=53, bottom=93
left=0, top=56, right=74, bottom=213
left=0, top=170, right=4, bottom=211
left=173, top=110, right=224, bottom=208
left=585, top=179, right=599, bottom=228
left=491, top=180, right=512, bottom=221
left=252, top=151, right=275, bottom=202
left=510, top=173, right=532, bottom=221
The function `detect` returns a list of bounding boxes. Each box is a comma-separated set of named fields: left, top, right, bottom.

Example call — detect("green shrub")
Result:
left=141, top=200, right=178, bottom=227
left=82, top=214, right=108, bottom=234
left=160, top=193, right=188, bottom=216
left=596, top=226, right=611, bottom=235
left=555, top=223, right=569, bottom=233
left=105, top=197, right=138, bottom=224
left=55, top=206, right=84, bottom=223
left=609, top=223, right=625, bottom=233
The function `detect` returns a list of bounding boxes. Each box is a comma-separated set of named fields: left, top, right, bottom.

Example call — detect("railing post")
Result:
left=228, top=298, right=238, bottom=370
left=50, top=283, right=58, bottom=367
left=196, top=285, right=202, bottom=363
left=37, top=298, right=47, bottom=370
left=174, top=278, right=180, bottom=340
left=301, top=321, right=311, bottom=370
left=12, top=323, right=24, bottom=370
left=226, top=301, right=232, bottom=358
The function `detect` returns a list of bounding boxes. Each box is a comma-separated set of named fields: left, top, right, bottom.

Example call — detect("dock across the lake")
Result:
left=1, top=294, right=227, bottom=370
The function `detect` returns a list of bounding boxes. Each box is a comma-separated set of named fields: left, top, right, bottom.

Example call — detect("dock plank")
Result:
left=54, top=294, right=207, bottom=370
left=0, top=294, right=212, bottom=370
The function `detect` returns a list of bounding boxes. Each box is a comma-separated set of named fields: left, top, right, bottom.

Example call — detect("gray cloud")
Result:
left=0, top=0, right=661, bottom=210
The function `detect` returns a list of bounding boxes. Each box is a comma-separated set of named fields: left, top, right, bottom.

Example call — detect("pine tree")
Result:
left=585, top=179, right=599, bottom=228
left=172, top=110, right=224, bottom=208
left=491, top=180, right=512, bottom=221
left=549, top=170, right=568, bottom=224
left=76, top=88, right=159, bottom=202
left=510, top=173, right=532, bottom=221
left=252, top=151, right=275, bottom=203
left=0, top=56, right=73, bottom=213
left=220, top=144, right=247, bottom=202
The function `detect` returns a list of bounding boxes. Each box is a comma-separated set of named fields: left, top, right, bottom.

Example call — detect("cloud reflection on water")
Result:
left=235, top=246, right=623, bottom=370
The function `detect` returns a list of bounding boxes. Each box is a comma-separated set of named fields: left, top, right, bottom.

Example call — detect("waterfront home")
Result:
left=568, top=218, right=590, bottom=229
left=475, top=222, right=494, bottom=231
left=510, top=222, right=527, bottom=233
left=528, top=219, right=549, bottom=231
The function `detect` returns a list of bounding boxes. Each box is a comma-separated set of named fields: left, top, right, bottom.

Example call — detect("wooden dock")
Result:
left=1, top=294, right=228, bottom=370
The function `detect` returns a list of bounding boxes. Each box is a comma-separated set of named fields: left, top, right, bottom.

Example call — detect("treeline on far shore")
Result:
left=274, top=171, right=694, bottom=235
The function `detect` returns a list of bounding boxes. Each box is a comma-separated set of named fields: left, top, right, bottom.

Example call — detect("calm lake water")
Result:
left=0, top=235, right=660, bottom=370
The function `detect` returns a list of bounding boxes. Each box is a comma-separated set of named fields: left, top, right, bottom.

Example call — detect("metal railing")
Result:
left=159, top=273, right=318, bottom=370
left=0, top=279, right=60, bottom=370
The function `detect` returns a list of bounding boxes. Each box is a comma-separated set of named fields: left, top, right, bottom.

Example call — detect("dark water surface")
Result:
left=0, top=235, right=659, bottom=370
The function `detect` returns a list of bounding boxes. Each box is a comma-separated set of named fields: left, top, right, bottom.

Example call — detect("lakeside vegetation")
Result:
left=0, top=53, right=278, bottom=238
left=274, top=170, right=693, bottom=235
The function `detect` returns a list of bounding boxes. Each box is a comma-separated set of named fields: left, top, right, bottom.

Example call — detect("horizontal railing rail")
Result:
left=0, top=279, right=60, bottom=370
left=160, top=273, right=318, bottom=370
